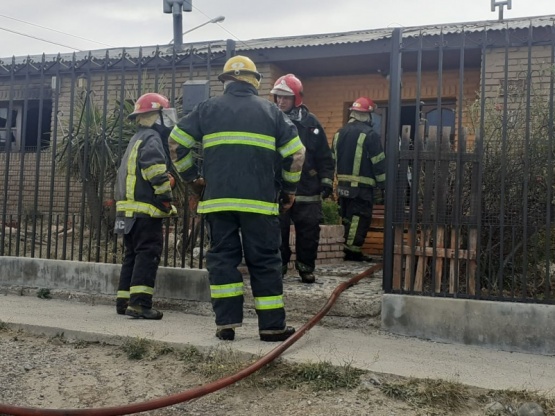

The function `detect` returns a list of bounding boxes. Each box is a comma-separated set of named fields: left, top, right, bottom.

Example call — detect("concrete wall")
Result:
left=381, top=294, right=555, bottom=356
left=0, top=256, right=210, bottom=302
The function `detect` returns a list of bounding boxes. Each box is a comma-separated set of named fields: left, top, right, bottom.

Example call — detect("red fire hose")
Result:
left=0, top=263, right=383, bottom=416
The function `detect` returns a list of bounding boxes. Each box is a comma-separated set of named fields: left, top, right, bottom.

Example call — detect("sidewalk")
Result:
left=1, top=291, right=554, bottom=395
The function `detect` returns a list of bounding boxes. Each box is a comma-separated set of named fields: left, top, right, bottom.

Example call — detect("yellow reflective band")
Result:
left=278, top=135, right=303, bottom=158
left=153, top=181, right=171, bottom=195
left=336, top=174, right=376, bottom=187
left=198, top=198, right=279, bottom=215
left=174, top=153, right=193, bottom=173
left=117, top=290, right=130, bottom=299
left=130, top=285, right=154, bottom=295
left=376, top=173, right=386, bottom=182
left=125, top=141, right=141, bottom=201
left=254, top=295, right=284, bottom=311
left=353, top=133, right=366, bottom=177
left=282, top=169, right=301, bottom=184
left=347, top=215, right=360, bottom=246
left=116, top=201, right=172, bottom=218
left=321, top=178, right=333, bottom=186
left=170, top=126, right=196, bottom=148
left=142, top=163, right=166, bottom=181
left=203, top=132, right=276, bottom=151
left=295, top=195, right=321, bottom=202
left=371, top=152, right=386, bottom=165
left=210, top=282, right=244, bottom=299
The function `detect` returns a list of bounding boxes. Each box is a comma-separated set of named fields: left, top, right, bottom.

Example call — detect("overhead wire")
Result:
left=0, top=26, right=82, bottom=52
left=191, top=6, right=252, bottom=49
left=0, top=13, right=115, bottom=48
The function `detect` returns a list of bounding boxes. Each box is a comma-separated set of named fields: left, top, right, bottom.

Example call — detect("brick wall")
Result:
left=285, top=224, right=344, bottom=269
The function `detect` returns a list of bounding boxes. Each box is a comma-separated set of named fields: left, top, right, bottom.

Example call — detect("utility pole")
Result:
left=163, top=0, right=192, bottom=51
left=491, top=0, right=512, bottom=21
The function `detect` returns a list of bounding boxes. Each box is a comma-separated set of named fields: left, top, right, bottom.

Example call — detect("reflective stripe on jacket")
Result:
left=332, top=120, right=386, bottom=194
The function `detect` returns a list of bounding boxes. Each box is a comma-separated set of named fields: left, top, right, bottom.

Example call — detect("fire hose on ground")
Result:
left=0, top=263, right=383, bottom=416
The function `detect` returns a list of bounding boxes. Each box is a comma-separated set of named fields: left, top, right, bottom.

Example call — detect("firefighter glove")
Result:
left=167, top=173, right=176, bottom=189
left=321, top=185, right=333, bottom=199
left=279, top=191, right=295, bottom=213
left=189, top=177, right=205, bottom=197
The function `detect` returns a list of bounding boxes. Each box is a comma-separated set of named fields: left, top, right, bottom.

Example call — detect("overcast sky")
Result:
left=1, top=0, right=554, bottom=58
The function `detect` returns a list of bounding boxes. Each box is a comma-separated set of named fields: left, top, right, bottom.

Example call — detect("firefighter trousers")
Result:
left=279, top=201, right=322, bottom=273
left=117, top=217, right=163, bottom=309
left=205, top=211, right=286, bottom=332
left=338, top=196, right=373, bottom=253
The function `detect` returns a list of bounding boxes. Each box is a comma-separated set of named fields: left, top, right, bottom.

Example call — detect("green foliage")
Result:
left=322, top=199, right=340, bottom=225
left=467, top=64, right=555, bottom=296
left=120, top=337, right=151, bottom=360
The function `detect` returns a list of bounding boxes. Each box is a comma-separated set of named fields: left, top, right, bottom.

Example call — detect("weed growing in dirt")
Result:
left=0, top=320, right=8, bottom=331
left=485, top=389, right=555, bottom=415
left=121, top=338, right=151, bottom=360
left=37, top=288, right=52, bottom=299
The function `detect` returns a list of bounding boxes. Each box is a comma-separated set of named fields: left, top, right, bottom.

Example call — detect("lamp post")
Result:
left=163, top=0, right=193, bottom=50
left=168, top=15, right=225, bottom=44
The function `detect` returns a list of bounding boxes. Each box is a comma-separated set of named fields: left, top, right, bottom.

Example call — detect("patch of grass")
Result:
left=37, top=288, right=52, bottom=299
left=120, top=338, right=176, bottom=361
left=0, top=320, right=8, bottom=332
left=289, top=361, right=364, bottom=391
left=177, top=345, right=204, bottom=362
left=485, top=389, right=555, bottom=415
left=121, top=338, right=151, bottom=360
left=380, top=378, right=471, bottom=412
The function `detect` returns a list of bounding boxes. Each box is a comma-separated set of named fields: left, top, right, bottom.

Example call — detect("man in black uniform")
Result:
left=170, top=56, right=305, bottom=342
left=114, top=92, right=177, bottom=319
left=332, top=97, right=386, bottom=262
left=271, top=74, right=334, bottom=283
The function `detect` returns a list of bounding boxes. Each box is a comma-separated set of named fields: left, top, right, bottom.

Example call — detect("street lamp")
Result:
left=168, top=15, right=225, bottom=44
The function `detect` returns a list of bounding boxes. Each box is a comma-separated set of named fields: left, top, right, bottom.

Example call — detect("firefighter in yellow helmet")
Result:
left=114, top=92, right=177, bottom=319
left=170, top=55, right=305, bottom=342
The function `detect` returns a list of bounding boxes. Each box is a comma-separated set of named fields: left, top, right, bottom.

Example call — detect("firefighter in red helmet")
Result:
left=332, top=96, right=385, bottom=262
left=271, top=74, right=334, bottom=283
left=114, top=92, right=178, bottom=319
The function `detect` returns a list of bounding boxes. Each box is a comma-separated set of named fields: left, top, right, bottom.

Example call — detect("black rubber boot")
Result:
left=299, top=272, right=315, bottom=284
left=260, top=326, right=296, bottom=342
left=344, top=250, right=373, bottom=262
left=116, top=298, right=129, bottom=315
left=216, top=328, right=235, bottom=341
left=125, top=305, right=163, bottom=320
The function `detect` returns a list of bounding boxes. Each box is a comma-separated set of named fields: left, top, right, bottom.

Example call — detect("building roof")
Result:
left=2, top=14, right=555, bottom=66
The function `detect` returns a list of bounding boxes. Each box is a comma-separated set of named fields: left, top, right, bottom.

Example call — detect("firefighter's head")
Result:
left=128, top=93, right=177, bottom=128
left=271, top=74, right=303, bottom=113
left=349, top=96, right=376, bottom=124
left=218, top=55, right=261, bottom=89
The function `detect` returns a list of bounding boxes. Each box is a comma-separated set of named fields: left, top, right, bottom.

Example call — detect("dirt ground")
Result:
left=4, top=326, right=552, bottom=416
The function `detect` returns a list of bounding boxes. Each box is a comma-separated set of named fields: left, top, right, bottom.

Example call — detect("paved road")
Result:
left=0, top=293, right=553, bottom=395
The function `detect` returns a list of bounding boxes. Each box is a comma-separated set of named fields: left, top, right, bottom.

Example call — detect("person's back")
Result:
left=333, top=97, right=385, bottom=262
left=170, top=56, right=305, bottom=342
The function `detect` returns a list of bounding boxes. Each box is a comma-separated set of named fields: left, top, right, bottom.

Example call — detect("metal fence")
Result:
left=0, top=43, right=230, bottom=268
left=383, top=26, right=555, bottom=304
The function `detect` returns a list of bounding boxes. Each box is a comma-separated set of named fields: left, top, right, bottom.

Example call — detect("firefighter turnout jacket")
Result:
left=332, top=120, right=386, bottom=199
left=170, top=82, right=305, bottom=215
left=288, top=105, right=334, bottom=202
left=115, top=127, right=175, bottom=218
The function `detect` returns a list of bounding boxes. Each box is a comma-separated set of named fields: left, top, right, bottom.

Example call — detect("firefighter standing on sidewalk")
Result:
left=170, top=56, right=305, bottom=342
left=114, top=92, right=177, bottom=320
left=271, top=74, right=334, bottom=283
left=332, top=97, right=386, bottom=262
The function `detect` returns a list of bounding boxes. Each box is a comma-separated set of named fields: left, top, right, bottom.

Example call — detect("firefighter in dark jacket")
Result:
left=170, top=56, right=305, bottom=342
left=271, top=74, right=334, bottom=283
left=332, top=97, right=386, bottom=261
left=114, top=92, right=177, bottom=320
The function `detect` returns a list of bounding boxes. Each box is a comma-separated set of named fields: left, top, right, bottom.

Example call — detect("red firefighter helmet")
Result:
left=128, top=93, right=170, bottom=119
left=271, top=74, right=303, bottom=107
left=349, top=97, right=376, bottom=113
